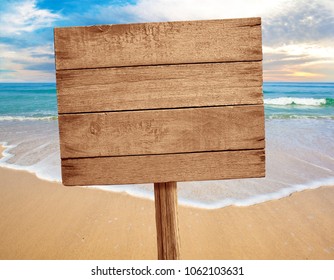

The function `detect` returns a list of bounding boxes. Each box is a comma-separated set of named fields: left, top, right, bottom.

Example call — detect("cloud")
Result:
left=264, top=44, right=334, bottom=59
left=0, top=43, right=54, bottom=66
left=0, top=43, right=55, bottom=82
left=263, top=43, right=334, bottom=81
left=0, top=0, right=61, bottom=81
left=92, top=0, right=291, bottom=23
left=0, top=0, right=61, bottom=36
left=263, top=0, right=334, bottom=46
left=260, top=0, right=334, bottom=81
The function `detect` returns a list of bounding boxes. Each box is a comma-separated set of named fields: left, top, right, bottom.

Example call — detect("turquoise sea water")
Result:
left=0, top=82, right=333, bottom=208
left=264, top=82, right=334, bottom=119
left=0, top=83, right=57, bottom=120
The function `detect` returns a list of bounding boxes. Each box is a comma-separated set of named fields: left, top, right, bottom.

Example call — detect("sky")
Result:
left=0, top=0, right=333, bottom=82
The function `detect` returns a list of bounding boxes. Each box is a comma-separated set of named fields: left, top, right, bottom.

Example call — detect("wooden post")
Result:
left=154, top=182, right=180, bottom=260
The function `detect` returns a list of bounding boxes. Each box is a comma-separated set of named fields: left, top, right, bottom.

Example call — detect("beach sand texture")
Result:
left=1, top=166, right=333, bottom=260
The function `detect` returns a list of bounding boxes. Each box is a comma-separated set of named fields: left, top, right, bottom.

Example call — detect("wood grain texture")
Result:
left=154, top=182, right=180, bottom=260
left=57, top=62, right=262, bottom=114
left=61, top=149, right=265, bottom=185
left=59, top=105, right=265, bottom=159
left=55, top=17, right=264, bottom=186
left=54, top=18, right=262, bottom=70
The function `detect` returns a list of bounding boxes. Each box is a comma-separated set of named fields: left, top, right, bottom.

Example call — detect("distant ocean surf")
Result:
left=0, top=82, right=333, bottom=208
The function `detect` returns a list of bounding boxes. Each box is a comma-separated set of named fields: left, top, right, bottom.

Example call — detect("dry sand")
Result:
left=0, top=167, right=333, bottom=260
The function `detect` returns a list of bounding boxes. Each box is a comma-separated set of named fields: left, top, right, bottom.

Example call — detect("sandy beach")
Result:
left=0, top=165, right=333, bottom=260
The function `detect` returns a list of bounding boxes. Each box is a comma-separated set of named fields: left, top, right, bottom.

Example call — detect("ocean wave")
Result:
left=89, top=178, right=334, bottom=209
left=267, top=114, right=334, bottom=120
left=0, top=141, right=61, bottom=182
left=264, top=97, right=334, bottom=106
left=0, top=116, right=57, bottom=121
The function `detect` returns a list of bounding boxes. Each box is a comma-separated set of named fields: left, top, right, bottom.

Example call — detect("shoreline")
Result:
left=1, top=142, right=334, bottom=210
left=0, top=166, right=333, bottom=259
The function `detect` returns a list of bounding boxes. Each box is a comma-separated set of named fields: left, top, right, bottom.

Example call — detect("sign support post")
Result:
left=154, top=182, right=180, bottom=260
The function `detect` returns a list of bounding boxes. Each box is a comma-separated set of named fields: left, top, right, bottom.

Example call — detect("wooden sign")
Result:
left=55, top=17, right=264, bottom=260
left=54, top=17, right=265, bottom=186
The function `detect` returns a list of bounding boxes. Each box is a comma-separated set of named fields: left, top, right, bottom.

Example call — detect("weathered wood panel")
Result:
left=55, top=18, right=264, bottom=185
left=61, top=149, right=265, bottom=185
left=59, top=105, right=264, bottom=159
left=57, top=62, right=262, bottom=113
left=54, top=18, right=262, bottom=70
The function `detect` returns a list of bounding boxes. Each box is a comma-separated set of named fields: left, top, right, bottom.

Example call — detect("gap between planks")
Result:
left=60, top=148, right=265, bottom=160
left=55, top=59, right=263, bottom=72
left=58, top=103, right=264, bottom=116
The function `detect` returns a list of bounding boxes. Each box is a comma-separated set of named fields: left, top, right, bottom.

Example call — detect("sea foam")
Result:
left=264, top=97, right=331, bottom=106
left=0, top=116, right=57, bottom=121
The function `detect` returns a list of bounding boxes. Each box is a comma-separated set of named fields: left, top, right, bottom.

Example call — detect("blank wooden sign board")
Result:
left=54, top=17, right=265, bottom=259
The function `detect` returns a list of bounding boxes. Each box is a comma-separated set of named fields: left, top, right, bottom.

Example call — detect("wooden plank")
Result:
left=57, top=62, right=263, bottom=114
left=61, top=149, right=265, bottom=185
left=59, top=105, right=264, bottom=159
left=154, top=182, right=180, bottom=260
left=54, top=18, right=262, bottom=70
